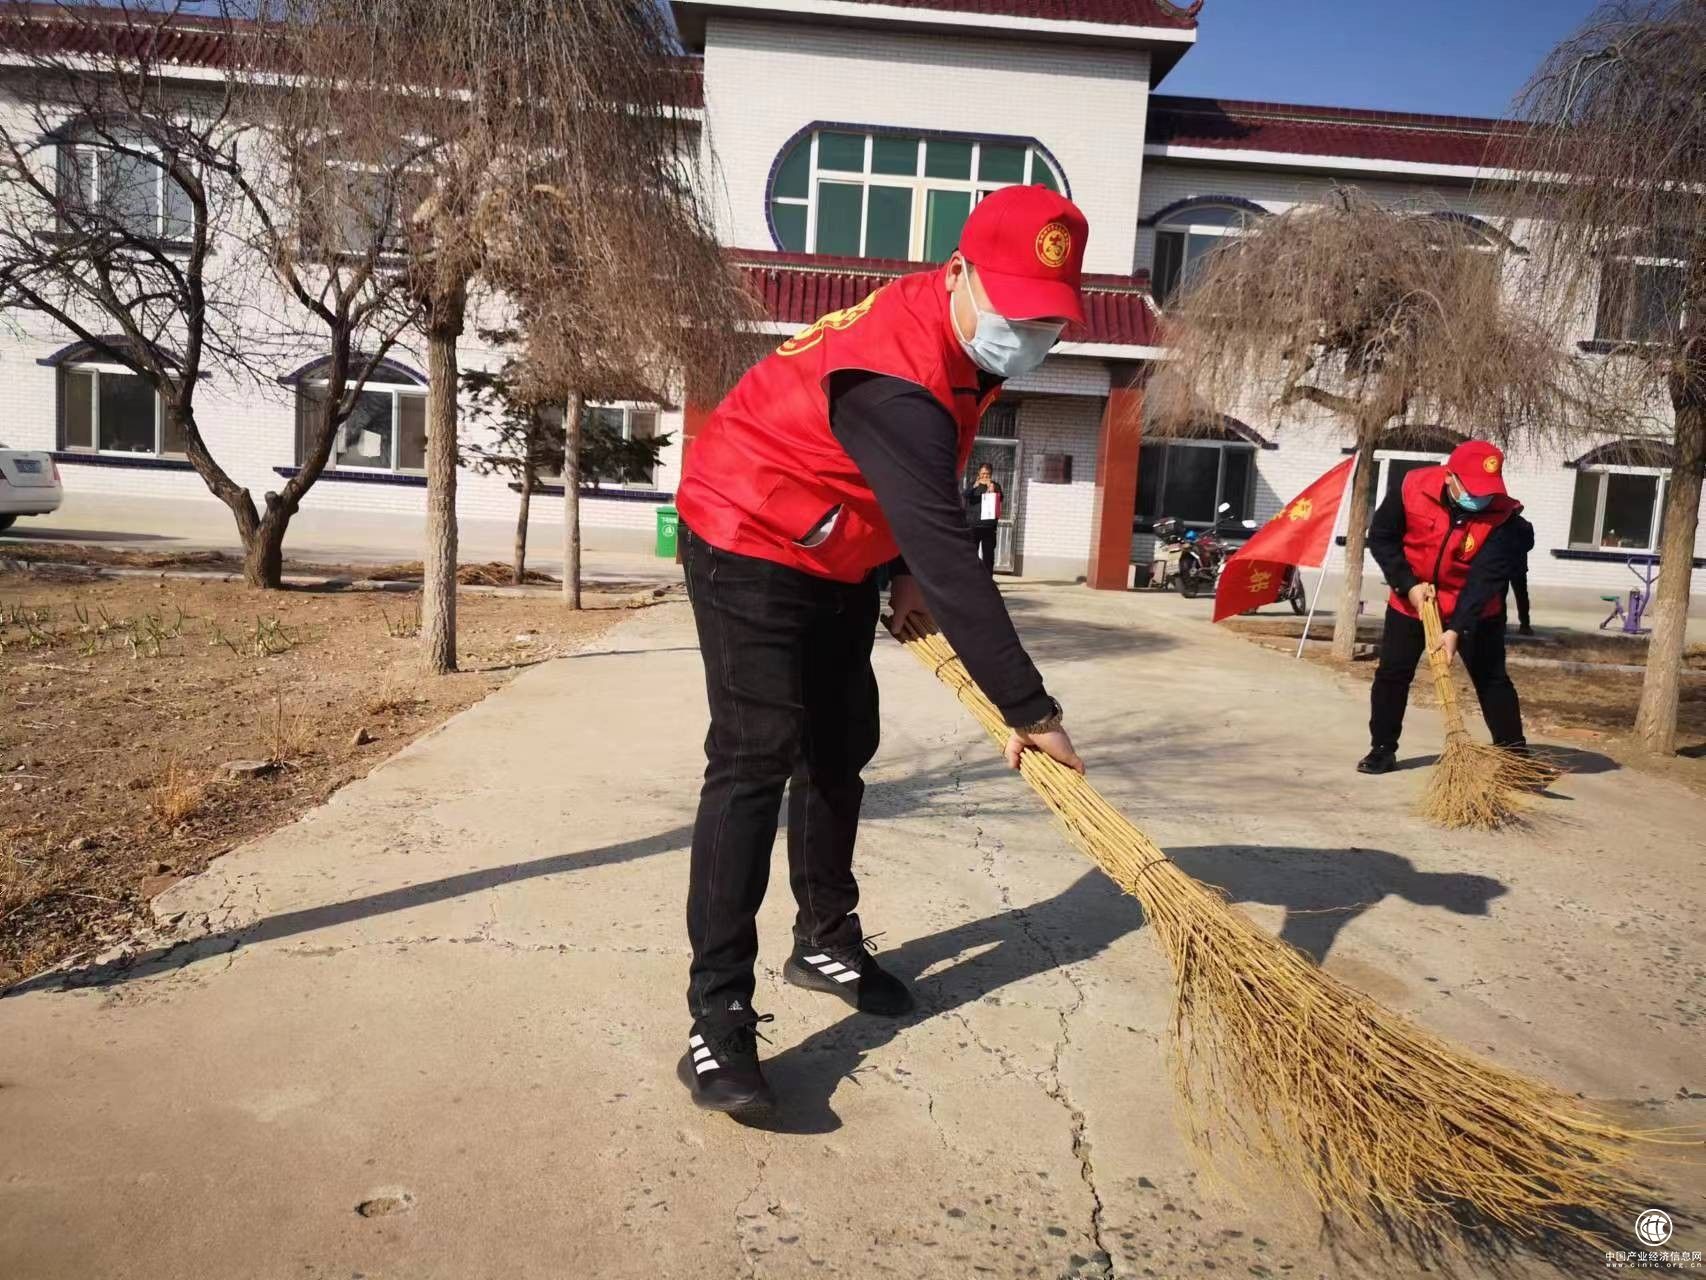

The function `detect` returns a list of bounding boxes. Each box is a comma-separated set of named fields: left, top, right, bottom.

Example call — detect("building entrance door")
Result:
left=963, top=401, right=1021, bottom=573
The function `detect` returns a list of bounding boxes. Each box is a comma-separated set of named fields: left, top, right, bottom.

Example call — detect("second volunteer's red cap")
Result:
left=959, top=185, right=1088, bottom=324
left=1447, top=440, right=1509, bottom=498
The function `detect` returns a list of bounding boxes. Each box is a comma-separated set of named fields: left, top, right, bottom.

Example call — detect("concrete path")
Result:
left=2, top=585, right=1703, bottom=1279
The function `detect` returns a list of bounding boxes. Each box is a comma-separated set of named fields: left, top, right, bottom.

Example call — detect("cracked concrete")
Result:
left=2, top=585, right=1704, bottom=1279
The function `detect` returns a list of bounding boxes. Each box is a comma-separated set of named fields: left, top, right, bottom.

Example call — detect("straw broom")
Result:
left=1416, top=588, right=1558, bottom=830
left=895, top=618, right=1653, bottom=1250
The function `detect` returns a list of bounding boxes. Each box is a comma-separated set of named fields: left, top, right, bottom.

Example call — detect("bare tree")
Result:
left=1502, top=0, right=1706, bottom=754
left=0, top=3, right=420, bottom=586
left=275, top=0, right=755, bottom=670
left=1152, top=188, right=1602, bottom=660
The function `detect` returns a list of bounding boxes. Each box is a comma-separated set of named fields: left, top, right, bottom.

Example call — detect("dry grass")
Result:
left=145, top=761, right=206, bottom=829
left=900, top=619, right=1670, bottom=1258
left=265, top=689, right=314, bottom=767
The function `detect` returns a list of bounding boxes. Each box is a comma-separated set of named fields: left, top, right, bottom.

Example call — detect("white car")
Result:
left=0, top=443, right=62, bottom=531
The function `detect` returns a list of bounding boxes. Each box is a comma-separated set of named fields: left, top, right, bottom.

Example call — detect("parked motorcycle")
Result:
left=1150, top=503, right=1308, bottom=613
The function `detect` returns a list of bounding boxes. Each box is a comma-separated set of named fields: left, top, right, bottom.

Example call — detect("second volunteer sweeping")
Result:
left=672, top=185, right=1089, bottom=1115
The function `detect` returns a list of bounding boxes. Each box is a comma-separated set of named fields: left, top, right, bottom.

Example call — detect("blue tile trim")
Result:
left=273, top=465, right=426, bottom=488
left=52, top=450, right=196, bottom=472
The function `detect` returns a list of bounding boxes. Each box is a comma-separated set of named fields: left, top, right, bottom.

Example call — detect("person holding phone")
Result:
left=964, top=462, right=1004, bottom=576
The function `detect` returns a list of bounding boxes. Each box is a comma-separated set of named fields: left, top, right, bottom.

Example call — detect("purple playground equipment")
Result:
left=1600, top=555, right=1658, bottom=635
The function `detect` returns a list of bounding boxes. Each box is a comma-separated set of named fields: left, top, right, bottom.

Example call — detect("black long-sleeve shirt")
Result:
left=827, top=371, right=1053, bottom=727
left=1366, top=481, right=1534, bottom=636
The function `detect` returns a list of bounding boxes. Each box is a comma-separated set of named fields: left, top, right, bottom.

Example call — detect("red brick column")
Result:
left=1085, top=361, right=1146, bottom=590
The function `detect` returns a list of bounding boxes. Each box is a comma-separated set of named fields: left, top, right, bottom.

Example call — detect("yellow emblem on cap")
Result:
left=1483, top=454, right=1501, bottom=474
left=777, top=288, right=882, bottom=357
left=1286, top=497, right=1313, bottom=522
left=1035, top=222, right=1072, bottom=269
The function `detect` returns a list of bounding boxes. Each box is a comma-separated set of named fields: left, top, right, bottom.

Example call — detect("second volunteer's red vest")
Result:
left=676, top=267, right=997, bottom=583
left=1390, top=464, right=1521, bottom=621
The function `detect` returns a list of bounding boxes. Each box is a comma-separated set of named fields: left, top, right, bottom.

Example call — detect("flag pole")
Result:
left=1295, top=451, right=1361, bottom=660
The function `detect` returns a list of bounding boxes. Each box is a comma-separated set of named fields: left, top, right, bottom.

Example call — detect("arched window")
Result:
left=767, top=126, right=1065, bottom=261
left=41, top=337, right=183, bottom=457
left=1593, top=231, right=1687, bottom=346
left=282, top=356, right=428, bottom=474
left=1149, top=198, right=1265, bottom=304
left=1567, top=437, right=1676, bottom=552
left=1365, top=424, right=1468, bottom=505
left=54, top=120, right=196, bottom=243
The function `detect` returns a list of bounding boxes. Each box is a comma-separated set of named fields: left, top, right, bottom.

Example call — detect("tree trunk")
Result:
left=1633, top=400, right=1705, bottom=753
left=514, top=456, right=533, bottom=586
left=1331, top=425, right=1380, bottom=662
left=562, top=390, right=583, bottom=610
left=421, top=293, right=467, bottom=675
left=242, top=501, right=291, bottom=589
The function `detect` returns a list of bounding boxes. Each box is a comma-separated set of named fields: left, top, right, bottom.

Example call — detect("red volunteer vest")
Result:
left=1390, top=464, right=1521, bottom=621
left=676, top=268, right=996, bottom=583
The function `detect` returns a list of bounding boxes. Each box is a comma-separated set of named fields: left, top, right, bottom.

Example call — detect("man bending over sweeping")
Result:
left=671, top=186, right=1089, bottom=1116
left=1357, top=440, right=1535, bottom=775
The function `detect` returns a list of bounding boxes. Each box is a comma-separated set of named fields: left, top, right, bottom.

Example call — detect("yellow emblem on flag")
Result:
left=1286, top=497, right=1314, bottom=522
left=777, top=288, right=883, bottom=357
left=1247, top=567, right=1273, bottom=592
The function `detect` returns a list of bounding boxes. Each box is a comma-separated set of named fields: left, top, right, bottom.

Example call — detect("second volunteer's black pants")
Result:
left=681, top=528, right=881, bottom=1028
left=973, top=524, right=999, bottom=576
left=1369, top=605, right=1525, bottom=752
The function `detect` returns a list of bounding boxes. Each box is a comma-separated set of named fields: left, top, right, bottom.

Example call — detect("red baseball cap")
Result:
left=958, top=185, right=1088, bottom=324
left=1447, top=440, right=1509, bottom=498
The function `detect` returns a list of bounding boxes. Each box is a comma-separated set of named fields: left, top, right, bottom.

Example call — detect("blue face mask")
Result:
left=954, top=270, right=1064, bottom=379
left=1453, top=487, right=1493, bottom=512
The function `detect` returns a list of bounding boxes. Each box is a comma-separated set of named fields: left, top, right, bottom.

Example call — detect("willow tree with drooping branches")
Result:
left=1152, top=188, right=1606, bottom=660
left=1501, top=0, right=1706, bottom=754
left=269, top=0, right=755, bottom=666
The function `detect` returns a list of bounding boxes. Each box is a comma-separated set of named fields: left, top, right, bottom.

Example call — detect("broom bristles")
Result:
left=1421, top=735, right=1561, bottom=830
left=897, top=620, right=1666, bottom=1254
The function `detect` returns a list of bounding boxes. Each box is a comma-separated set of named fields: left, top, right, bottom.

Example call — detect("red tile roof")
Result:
left=733, top=250, right=1160, bottom=348
left=1147, top=95, right=1526, bottom=169
left=833, top=0, right=1199, bottom=28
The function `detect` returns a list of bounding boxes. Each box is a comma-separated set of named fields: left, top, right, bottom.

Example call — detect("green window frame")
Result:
left=768, top=128, right=1066, bottom=262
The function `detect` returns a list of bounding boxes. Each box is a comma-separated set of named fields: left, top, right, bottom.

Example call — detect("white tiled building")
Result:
left=2, top=0, right=1702, bottom=602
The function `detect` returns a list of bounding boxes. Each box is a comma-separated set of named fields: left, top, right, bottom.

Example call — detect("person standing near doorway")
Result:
left=1357, top=440, right=1534, bottom=774
left=672, top=186, right=1090, bottom=1116
left=964, top=462, right=1004, bottom=576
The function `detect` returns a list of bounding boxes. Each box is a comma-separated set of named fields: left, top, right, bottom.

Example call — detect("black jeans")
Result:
left=973, top=524, right=998, bottom=577
left=1369, top=605, right=1525, bottom=751
left=682, top=528, right=881, bottom=1027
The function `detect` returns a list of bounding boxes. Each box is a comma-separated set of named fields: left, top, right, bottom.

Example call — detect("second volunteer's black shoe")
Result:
left=677, top=1014, right=776, bottom=1116
left=1357, top=746, right=1399, bottom=775
left=783, top=918, right=915, bottom=1017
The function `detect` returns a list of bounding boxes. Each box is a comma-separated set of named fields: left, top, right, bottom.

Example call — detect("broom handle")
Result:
left=1417, top=588, right=1469, bottom=738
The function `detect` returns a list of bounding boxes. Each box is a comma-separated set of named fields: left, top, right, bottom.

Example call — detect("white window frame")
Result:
left=1373, top=449, right=1451, bottom=505
left=539, top=402, right=665, bottom=490
left=1153, top=203, right=1260, bottom=303
left=1138, top=438, right=1257, bottom=527
left=772, top=131, right=1065, bottom=261
left=1593, top=247, right=1688, bottom=345
left=1568, top=464, right=1670, bottom=553
left=57, top=136, right=195, bottom=242
left=58, top=361, right=177, bottom=458
left=305, top=378, right=428, bottom=474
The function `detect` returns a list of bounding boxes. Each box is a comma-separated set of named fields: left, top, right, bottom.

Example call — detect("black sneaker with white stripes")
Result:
left=677, top=1014, right=776, bottom=1115
left=783, top=924, right=915, bottom=1016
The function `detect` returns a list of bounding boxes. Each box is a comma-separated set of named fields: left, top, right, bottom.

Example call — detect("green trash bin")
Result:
left=655, top=505, right=680, bottom=559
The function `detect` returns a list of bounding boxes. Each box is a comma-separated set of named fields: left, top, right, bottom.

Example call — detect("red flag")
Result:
left=1212, top=457, right=1355, bottom=623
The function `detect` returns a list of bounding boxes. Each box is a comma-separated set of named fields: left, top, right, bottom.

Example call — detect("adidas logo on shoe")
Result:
left=783, top=932, right=914, bottom=1017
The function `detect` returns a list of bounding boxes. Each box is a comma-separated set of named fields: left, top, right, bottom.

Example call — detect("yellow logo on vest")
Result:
left=777, top=289, right=882, bottom=357
left=1483, top=454, right=1501, bottom=474
left=1286, top=497, right=1313, bottom=522
left=1035, top=222, right=1072, bottom=269
left=1463, top=531, right=1478, bottom=556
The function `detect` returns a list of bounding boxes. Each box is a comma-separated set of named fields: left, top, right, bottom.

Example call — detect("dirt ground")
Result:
left=0, top=561, right=648, bottom=985
left=1226, top=615, right=1706, bottom=792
